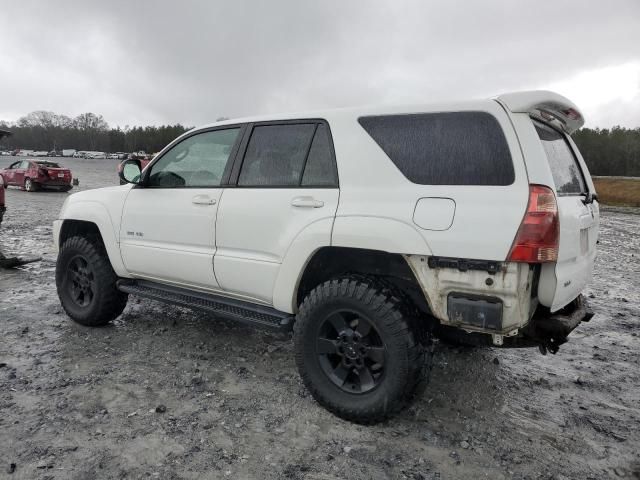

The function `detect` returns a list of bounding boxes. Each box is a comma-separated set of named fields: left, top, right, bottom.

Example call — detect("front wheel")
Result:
left=56, top=236, right=128, bottom=326
left=294, top=277, right=429, bottom=424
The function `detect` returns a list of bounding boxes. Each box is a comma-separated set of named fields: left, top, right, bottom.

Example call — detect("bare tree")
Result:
left=74, top=113, right=108, bottom=150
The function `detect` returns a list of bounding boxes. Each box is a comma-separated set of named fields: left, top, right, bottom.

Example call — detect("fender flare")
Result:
left=59, top=201, right=129, bottom=277
left=272, top=215, right=432, bottom=313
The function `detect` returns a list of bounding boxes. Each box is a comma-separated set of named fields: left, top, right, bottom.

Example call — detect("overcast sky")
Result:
left=1, top=1, right=639, bottom=128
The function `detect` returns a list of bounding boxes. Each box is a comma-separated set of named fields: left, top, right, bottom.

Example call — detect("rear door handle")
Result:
left=192, top=195, right=216, bottom=205
left=291, top=196, right=324, bottom=208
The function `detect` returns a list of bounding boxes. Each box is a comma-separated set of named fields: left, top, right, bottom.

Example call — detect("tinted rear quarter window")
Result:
left=358, top=112, right=514, bottom=186
left=301, top=124, right=337, bottom=186
left=533, top=121, right=586, bottom=196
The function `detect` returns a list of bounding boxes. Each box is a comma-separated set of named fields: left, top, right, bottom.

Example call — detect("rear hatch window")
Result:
left=358, top=112, right=514, bottom=186
left=533, top=120, right=587, bottom=195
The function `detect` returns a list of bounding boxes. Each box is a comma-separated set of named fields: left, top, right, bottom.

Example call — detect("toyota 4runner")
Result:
left=54, top=91, right=598, bottom=423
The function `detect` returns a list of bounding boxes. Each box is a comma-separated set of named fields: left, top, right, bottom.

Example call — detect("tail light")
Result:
left=508, top=185, right=559, bottom=263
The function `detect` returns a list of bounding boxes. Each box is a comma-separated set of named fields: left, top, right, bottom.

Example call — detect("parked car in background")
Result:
left=85, top=151, right=106, bottom=159
left=0, top=159, right=73, bottom=192
left=32, top=151, right=49, bottom=157
left=72, top=151, right=85, bottom=158
left=62, top=149, right=77, bottom=157
left=0, top=151, right=11, bottom=156
left=0, top=129, right=10, bottom=225
left=108, top=153, right=120, bottom=159
left=0, top=173, right=5, bottom=226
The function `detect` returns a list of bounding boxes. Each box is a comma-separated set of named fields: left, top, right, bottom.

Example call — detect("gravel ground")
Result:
left=1, top=158, right=639, bottom=479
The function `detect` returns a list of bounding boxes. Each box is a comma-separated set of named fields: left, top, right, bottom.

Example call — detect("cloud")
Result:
left=1, top=0, right=639, bottom=127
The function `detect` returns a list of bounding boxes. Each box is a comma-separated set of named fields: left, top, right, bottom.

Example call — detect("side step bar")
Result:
left=117, top=279, right=293, bottom=332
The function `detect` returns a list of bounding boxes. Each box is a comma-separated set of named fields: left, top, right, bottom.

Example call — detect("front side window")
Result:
left=534, top=121, right=586, bottom=196
left=148, top=128, right=240, bottom=188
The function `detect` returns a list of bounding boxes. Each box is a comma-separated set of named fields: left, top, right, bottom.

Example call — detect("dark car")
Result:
left=0, top=159, right=73, bottom=192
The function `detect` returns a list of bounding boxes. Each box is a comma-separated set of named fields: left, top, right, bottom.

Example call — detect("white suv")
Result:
left=53, top=90, right=598, bottom=423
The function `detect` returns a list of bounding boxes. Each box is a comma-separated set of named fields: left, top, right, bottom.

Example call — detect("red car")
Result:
left=0, top=159, right=73, bottom=192
left=0, top=129, right=10, bottom=225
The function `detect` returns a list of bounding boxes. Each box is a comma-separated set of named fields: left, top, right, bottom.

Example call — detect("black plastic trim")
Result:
left=427, top=256, right=501, bottom=274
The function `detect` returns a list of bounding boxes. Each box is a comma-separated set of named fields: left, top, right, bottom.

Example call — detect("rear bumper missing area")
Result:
left=516, top=294, right=594, bottom=353
left=435, top=295, right=594, bottom=353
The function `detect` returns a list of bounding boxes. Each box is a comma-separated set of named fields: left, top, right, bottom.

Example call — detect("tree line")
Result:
left=1, top=110, right=639, bottom=177
left=0, top=111, right=190, bottom=154
left=572, top=127, right=640, bottom=177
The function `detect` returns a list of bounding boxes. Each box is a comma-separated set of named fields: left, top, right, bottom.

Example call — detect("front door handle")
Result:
left=291, top=196, right=324, bottom=208
left=192, top=195, right=216, bottom=205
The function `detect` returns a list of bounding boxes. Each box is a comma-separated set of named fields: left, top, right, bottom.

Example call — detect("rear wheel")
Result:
left=294, top=277, right=430, bottom=424
left=56, top=235, right=128, bottom=326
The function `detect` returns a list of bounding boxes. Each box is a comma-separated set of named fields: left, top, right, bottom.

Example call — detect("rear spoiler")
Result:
left=495, top=90, right=584, bottom=135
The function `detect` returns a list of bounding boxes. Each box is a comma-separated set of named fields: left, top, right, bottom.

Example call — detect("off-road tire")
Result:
left=24, top=177, right=37, bottom=192
left=294, top=276, right=430, bottom=424
left=56, top=235, right=128, bottom=326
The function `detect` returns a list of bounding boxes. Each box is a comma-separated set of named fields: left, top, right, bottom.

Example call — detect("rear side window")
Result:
left=358, top=112, right=514, bottom=186
left=239, top=124, right=315, bottom=186
left=238, top=122, right=338, bottom=187
left=534, top=121, right=586, bottom=196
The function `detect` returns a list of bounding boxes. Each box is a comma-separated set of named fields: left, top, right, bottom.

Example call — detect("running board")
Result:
left=116, top=279, right=293, bottom=332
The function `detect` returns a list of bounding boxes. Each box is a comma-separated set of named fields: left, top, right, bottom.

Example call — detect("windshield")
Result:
left=36, top=161, right=61, bottom=168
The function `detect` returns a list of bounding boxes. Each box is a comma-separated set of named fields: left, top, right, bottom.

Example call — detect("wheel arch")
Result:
left=287, top=246, right=433, bottom=320
left=57, top=204, right=129, bottom=277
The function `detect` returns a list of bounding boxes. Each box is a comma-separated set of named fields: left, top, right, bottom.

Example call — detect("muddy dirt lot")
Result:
left=1, top=158, right=639, bottom=479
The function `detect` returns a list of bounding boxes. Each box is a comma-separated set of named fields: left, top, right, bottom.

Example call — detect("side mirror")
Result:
left=119, top=159, right=142, bottom=185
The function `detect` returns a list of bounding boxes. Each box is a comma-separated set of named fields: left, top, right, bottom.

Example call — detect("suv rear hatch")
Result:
left=533, top=121, right=598, bottom=310
left=498, top=91, right=599, bottom=312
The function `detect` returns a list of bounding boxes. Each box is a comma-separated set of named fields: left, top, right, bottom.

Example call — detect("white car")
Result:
left=53, top=90, right=598, bottom=423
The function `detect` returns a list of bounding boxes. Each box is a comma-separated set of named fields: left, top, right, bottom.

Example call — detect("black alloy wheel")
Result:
left=66, top=255, right=96, bottom=308
left=316, top=309, right=386, bottom=394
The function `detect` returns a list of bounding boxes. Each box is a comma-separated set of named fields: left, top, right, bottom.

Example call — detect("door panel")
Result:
left=119, top=127, right=242, bottom=289
left=214, top=188, right=339, bottom=302
left=120, top=188, right=222, bottom=288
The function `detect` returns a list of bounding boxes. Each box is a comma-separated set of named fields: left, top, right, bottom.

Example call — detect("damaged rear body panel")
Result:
left=405, top=254, right=593, bottom=350
left=405, top=255, right=535, bottom=338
